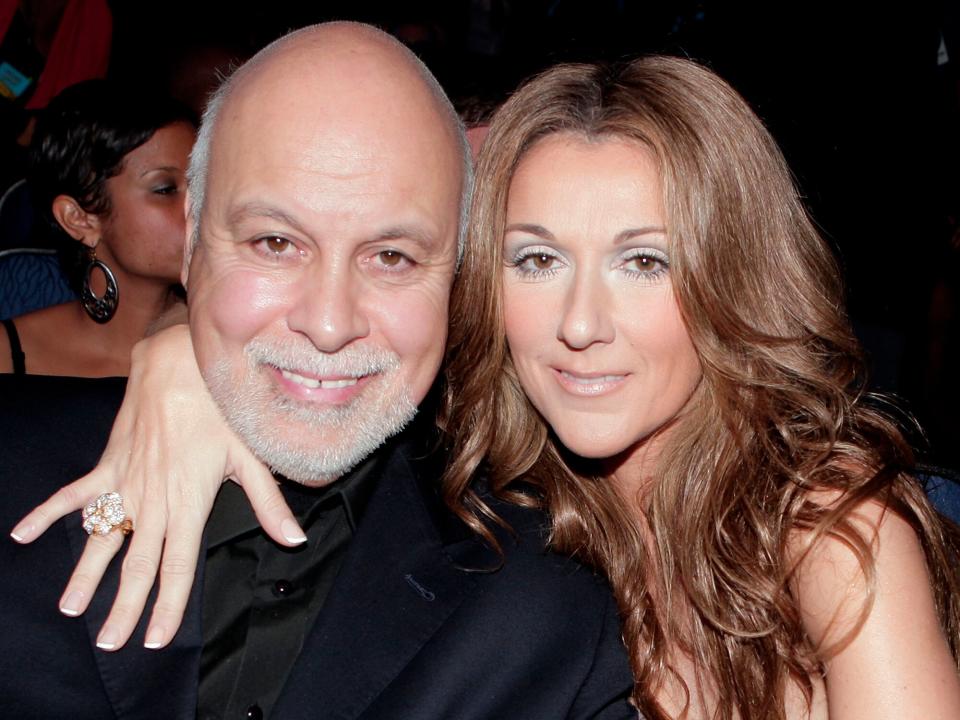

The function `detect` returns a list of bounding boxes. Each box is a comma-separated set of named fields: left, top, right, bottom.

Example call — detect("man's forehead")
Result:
left=214, top=64, right=457, bottom=179
left=222, top=199, right=453, bottom=256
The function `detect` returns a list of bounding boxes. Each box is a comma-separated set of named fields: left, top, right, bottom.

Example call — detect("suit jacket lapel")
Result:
left=272, top=442, right=484, bottom=720
left=66, top=511, right=203, bottom=720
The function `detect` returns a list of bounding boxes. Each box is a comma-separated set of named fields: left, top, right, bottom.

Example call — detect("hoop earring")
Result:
left=81, top=249, right=119, bottom=323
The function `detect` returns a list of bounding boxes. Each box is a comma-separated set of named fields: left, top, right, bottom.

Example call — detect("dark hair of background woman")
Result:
left=27, top=79, right=195, bottom=293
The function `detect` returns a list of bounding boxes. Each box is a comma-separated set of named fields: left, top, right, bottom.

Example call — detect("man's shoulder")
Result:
left=390, top=439, right=615, bottom=610
left=484, top=492, right=616, bottom=608
left=341, top=442, right=636, bottom=719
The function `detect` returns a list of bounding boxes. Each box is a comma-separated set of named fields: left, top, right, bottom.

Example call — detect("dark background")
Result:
left=107, top=1, right=960, bottom=464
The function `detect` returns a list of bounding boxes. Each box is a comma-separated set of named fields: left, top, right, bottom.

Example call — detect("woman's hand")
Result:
left=9, top=324, right=303, bottom=650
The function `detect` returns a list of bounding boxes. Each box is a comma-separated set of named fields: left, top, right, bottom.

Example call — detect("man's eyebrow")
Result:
left=503, top=223, right=556, bottom=242
left=375, top=225, right=442, bottom=252
left=226, top=202, right=309, bottom=236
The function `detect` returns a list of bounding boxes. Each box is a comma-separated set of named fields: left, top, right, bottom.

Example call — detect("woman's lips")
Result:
left=553, top=368, right=627, bottom=396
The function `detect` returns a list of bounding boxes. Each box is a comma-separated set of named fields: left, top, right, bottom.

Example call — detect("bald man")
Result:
left=0, top=23, right=636, bottom=720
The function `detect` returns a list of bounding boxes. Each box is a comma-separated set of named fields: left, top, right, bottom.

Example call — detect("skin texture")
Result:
left=0, top=121, right=194, bottom=377
left=787, top=500, right=960, bottom=720
left=503, top=135, right=701, bottom=476
left=11, top=22, right=464, bottom=654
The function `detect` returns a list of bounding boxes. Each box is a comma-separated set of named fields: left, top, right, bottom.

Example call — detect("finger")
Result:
left=93, top=508, right=167, bottom=651
left=58, top=530, right=126, bottom=619
left=10, top=471, right=112, bottom=543
left=143, top=510, right=205, bottom=649
left=233, top=454, right=303, bottom=546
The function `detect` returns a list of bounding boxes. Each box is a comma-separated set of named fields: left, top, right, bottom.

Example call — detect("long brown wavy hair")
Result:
left=438, top=55, right=960, bottom=719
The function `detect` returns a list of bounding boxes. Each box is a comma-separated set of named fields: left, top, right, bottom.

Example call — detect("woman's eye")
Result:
left=510, top=247, right=563, bottom=277
left=626, top=255, right=662, bottom=272
left=620, top=248, right=669, bottom=279
left=152, top=184, right=177, bottom=196
left=528, top=253, right=555, bottom=270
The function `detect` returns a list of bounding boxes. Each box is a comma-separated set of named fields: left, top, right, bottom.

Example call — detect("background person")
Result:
left=0, top=79, right=194, bottom=376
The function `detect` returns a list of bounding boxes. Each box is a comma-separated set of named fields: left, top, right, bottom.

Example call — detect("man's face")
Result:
left=184, top=71, right=461, bottom=485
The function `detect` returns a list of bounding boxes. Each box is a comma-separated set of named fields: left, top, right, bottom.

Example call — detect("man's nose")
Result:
left=557, top=270, right=615, bottom=350
left=286, top=263, right=370, bottom=352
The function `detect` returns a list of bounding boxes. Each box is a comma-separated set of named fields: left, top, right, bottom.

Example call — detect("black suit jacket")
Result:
left=0, top=375, right=637, bottom=719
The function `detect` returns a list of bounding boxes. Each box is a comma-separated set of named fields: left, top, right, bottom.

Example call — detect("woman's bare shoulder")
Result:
left=7, top=302, right=89, bottom=375
left=789, top=490, right=960, bottom=719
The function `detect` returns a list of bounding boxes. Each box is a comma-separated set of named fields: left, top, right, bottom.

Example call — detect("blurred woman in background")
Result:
left=0, top=79, right=194, bottom=376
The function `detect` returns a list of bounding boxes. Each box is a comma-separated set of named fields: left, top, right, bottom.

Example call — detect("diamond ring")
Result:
left=82, top=492, right=133, bottom=536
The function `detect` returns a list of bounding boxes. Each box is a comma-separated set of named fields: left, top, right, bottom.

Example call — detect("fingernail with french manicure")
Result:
left=10, top=522, right=34, bottom=542
left=60, top=590, right=85, bottom=616
left=144, top=626, right=165, bottom=650
left=96, top=627, right=118, bottom=650
left=281, top=518, right=307, bottom=544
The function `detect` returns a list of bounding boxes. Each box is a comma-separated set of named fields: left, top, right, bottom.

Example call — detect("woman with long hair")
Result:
left=13, top=57, right=960, bottom=718
left=438, top=55, right=960, bottom=718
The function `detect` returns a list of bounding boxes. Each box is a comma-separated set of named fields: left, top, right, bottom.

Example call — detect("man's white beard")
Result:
left=204, top=338, right=418, bottom=486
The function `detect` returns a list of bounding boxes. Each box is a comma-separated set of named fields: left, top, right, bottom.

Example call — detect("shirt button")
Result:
left=245, top=705, right=263, bottom=720
left=272, top=579, right=293, bottom=597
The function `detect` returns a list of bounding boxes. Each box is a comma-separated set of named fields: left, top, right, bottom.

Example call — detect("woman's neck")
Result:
left=12, top=276, right=181, bottom=377
left=89, top=275, right=179, bottom=350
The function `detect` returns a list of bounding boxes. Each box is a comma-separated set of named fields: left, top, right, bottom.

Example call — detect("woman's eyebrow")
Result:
left=613, top=226, right=667, bottom=245
left=139, top=165, right=183, bottom=178
left=503, top=223, right=556, bottom=241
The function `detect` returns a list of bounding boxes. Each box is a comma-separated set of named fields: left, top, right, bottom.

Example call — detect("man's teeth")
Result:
left=561, top=371, right=623, bottom=384
left=280, top=369, right=359, bottom=389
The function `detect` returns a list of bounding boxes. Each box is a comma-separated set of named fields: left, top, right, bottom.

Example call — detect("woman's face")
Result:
left=96, top=121, right=195, bottom=284
left=502, top=133, right=702, bottom=476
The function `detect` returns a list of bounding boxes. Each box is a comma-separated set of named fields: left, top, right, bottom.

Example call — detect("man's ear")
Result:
left=51, top=195, right=102, bottom=248
left=181, top=195, right=196, bottom=289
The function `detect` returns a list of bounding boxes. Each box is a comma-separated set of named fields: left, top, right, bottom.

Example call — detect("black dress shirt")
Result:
left=197, top=457, right=379, bottom=720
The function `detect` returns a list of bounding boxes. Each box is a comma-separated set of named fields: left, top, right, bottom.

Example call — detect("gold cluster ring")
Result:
left=82, top=492, right=134, bottom=536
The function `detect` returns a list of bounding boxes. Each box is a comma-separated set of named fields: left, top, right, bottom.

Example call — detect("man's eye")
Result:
left=378, top=250, right=403, bottom=266
left=373, top=250, right=413, bottom=271
left=260, top=236, right=291, bottom=254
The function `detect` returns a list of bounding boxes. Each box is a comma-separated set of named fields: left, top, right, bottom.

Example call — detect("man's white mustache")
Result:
left=244, top=338, right=401, bottom=378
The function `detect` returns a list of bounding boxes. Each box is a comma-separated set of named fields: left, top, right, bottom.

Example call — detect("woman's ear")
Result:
left=51, top=195, right=103, bottom=248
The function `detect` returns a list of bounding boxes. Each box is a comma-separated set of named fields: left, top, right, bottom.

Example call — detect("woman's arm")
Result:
left=793, top=498, right=960, bottom=720
left=10, top=324, right=302, bottom=650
